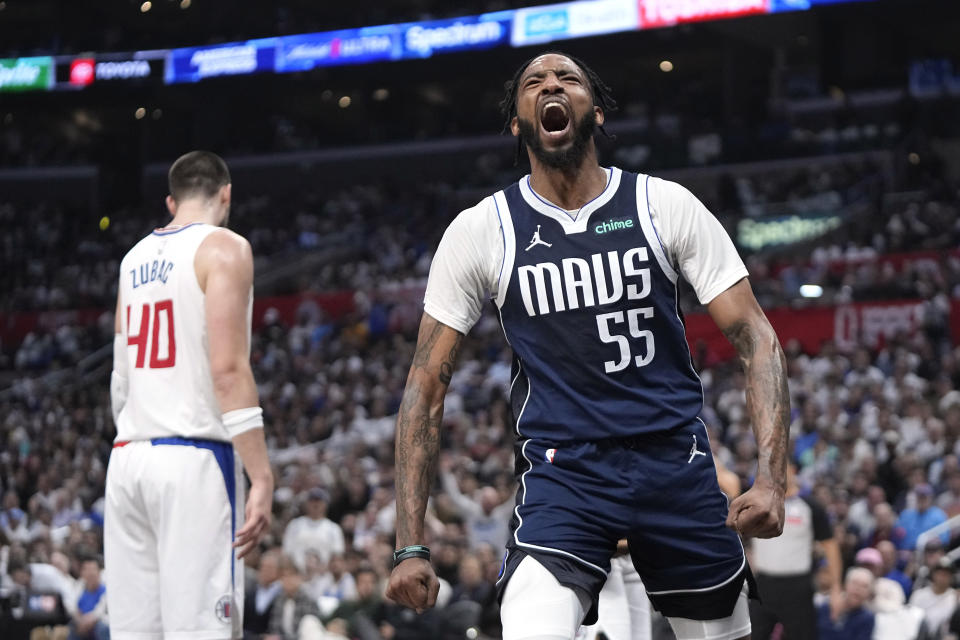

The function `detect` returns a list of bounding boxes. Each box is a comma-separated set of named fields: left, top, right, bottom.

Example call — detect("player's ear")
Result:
left=510, top=115, right=520, bottom=137
left=221, top=184, right=232, bottom=206
left=594, top=106, right=604, bottom=128
left=165, top=195, right=177, bottom=217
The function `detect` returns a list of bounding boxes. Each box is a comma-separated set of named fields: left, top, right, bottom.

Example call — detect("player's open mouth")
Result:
left=539, top=101, right=571, bottom=140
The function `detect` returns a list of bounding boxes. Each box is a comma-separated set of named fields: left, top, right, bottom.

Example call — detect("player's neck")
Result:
left=166, top=202, right=221, bottom=229
left=527, top=153, right=608, bottom=211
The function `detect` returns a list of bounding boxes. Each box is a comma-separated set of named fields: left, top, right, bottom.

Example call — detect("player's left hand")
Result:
left=725, top=476, right=784, bottom=539
left=235, top=479, right=273, bottom=558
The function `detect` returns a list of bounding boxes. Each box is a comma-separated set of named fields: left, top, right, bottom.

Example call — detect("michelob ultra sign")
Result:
left=0, top=57, right=54, bottom=92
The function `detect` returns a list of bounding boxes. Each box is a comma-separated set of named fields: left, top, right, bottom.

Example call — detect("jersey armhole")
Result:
left=493, top=190, right=516, bottom=309
left=635, top=175, right=679, bottom=284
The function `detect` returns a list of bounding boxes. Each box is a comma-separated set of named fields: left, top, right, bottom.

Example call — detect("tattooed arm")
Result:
left=386, top=312, right=463, bottom=612
left=707, top=278, right=789, bottom=538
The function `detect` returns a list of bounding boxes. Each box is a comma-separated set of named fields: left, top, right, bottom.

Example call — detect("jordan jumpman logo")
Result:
left=525, top=225, right=553, bottom=251
left=688, top=435, right=706, bottom=463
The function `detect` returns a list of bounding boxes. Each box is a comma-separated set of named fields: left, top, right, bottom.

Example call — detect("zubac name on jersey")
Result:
left=130, top=259, right=175, bottom=289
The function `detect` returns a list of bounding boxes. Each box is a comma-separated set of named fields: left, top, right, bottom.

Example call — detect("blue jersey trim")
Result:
left=150, top=437, right=236, bottom=589
left=152, top=222, right=202, bottom=236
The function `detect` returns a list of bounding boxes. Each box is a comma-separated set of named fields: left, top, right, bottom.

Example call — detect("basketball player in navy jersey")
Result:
left=386, top=52, right=789, bottom=640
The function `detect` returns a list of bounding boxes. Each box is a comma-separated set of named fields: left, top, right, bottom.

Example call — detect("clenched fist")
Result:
left=386, top=557, right=440, bottom=614
left=726, top=477, right=785, bottom=539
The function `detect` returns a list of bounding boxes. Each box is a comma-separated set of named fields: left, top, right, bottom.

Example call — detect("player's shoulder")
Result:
left=643, top=174, right=699, bottom=206
left=198, top=227, right=252, bottom=264
left=445, top=194, right=501, bottom=236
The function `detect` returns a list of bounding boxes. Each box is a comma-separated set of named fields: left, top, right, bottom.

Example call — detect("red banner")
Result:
left=4, top=294, right=957, bottom=362
left=638, top=0, right=769, bottom=28
left=686, top=299, right=952, bottom=365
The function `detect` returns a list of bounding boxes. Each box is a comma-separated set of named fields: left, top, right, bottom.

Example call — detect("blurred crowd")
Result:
left=1, top=105, right=959, bottom=640
left=0, top=263, right=959, bottom=637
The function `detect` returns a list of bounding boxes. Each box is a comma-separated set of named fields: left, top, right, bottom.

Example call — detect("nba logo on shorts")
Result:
left=215, top=596, right=232, bottom=623
left=545, top=448, right=556, bottom=463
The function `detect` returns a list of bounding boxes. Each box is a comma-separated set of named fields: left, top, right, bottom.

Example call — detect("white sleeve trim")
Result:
left=698, top=270, right=749, bottom=306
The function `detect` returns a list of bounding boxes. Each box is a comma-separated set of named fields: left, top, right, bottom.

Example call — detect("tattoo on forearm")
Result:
left=725, top=319, right=789, bottom=488
left=722, top=321, right=755, bottom=363
left=413, top=321, right=444, bottom=368
left=439, top=335, right=463, bottom=385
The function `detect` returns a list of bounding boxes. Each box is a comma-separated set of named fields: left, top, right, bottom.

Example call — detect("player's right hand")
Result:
left=386, top=557, right=440, bottom=614
left=235, top=479, right=272, bottom=558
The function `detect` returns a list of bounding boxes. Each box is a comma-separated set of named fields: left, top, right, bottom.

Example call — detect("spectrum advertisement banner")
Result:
left=402, top=13, right=512, bottom=58
left=276, top=26, right=400, bottom=72
left=511, top=0, right=638, bottom=47
left=0, top=57, right=54, bottom=92
left=165, top=38, right=277, bottom=84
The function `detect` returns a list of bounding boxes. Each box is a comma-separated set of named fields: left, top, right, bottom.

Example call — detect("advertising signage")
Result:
left=0, top=57, right=54, bottom=93
left=402, top=13, right=512, bottom=58
left=165, top=39, right=277, bottom=84
left=60, top=52, right=165, bottom=89
left=275, top=26, right=400, bottom=72
left=511, top=0, right=638, bottom=47
left=639, top=0, right=770, bottom=28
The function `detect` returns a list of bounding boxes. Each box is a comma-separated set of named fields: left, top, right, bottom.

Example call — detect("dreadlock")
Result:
left=499, top=51, right=618, bottom=164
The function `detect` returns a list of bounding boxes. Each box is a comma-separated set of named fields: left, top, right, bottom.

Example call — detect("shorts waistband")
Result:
left=151, top=436, right=230, bottom=449
left=113, top=437, right=230, bottom=449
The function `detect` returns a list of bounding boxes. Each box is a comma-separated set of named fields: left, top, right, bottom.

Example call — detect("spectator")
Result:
left=266, top=555, right=323, bottom=640
left=324, top=565, right=387, bottom=639
left=897, top=484, right=949, bottom=550
left=909, top=559, right=957, bottom=638
left=816, top=567, right=875, bottom=640
left=245, top=548, right=282, bottom=638
left=282, top=489, right=345, bottom=572
left=439, top=456, right=513, bottom=551
left=448, top=553, right=493, bottom=606
left=872, top=577, right=926, bottom=640
left=309, top=552, right=357, bottom=614
left=68, top=556, right=108, bottom=640
left=877, top=540, right=913, bottom=598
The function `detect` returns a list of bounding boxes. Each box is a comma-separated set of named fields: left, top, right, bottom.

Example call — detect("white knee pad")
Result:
left=501, top=555, right=592, bottom=640
left=666, top=583, right=751, bottom=640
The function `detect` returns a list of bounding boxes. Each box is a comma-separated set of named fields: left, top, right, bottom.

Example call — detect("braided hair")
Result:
left=499, top=51, right=618, bottom=164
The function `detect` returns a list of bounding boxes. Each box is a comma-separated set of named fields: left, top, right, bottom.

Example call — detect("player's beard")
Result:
left=517, top=111, right=597, bottom=172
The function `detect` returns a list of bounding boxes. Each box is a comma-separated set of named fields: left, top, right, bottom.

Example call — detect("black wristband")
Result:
left=393, top=544, right=431, bottom=567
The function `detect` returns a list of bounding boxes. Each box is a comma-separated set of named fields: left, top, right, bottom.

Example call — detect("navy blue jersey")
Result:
left=495, top=169, right=703, bottom=442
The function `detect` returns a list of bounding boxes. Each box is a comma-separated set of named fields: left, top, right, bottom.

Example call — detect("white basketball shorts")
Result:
left=105, top=438, right=244, bottom=640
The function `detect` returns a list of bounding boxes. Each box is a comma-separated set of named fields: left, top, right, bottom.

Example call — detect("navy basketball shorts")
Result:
left=496, top=420, right=752, bottom=625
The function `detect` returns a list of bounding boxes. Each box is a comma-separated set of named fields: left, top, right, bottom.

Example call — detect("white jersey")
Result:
left=116, top=222, right=243, bottom=442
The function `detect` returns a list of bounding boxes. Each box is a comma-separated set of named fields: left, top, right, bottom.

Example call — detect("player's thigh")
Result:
left=501, top=555, right=591, bottom=640
left=666, top=583, right=751, bottom=640
left=148, top=442, right=244, bottom=639
left=104, top=443, right=163, bottom=638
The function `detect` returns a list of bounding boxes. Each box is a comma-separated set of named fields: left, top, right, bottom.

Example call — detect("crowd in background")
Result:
left=1, top=97, right=960, bottom=640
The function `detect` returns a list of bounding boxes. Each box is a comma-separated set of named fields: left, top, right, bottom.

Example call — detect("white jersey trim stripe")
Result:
left=636, top=174, right=678, bottom=284
left=493, top=190, right=516, bottom=309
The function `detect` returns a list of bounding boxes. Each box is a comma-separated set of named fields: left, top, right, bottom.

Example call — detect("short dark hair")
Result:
left=499, top=51, right=617, bottom=162
left=168, top=150, right=231, bottom=202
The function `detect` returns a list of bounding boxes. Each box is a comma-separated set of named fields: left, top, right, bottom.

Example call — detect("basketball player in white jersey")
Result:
left=106, top=151, right=273, bottom=639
